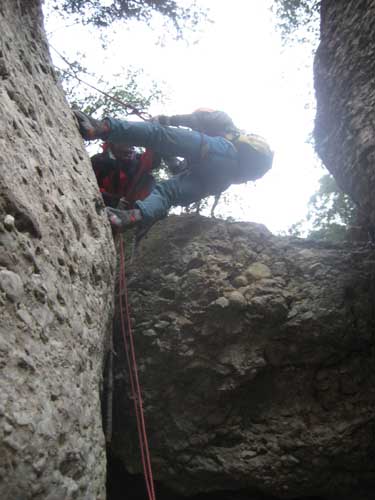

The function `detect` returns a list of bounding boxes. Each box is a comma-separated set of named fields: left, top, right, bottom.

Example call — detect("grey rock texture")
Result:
left=314, top=0, right=375, bottom=226
left=0, top=1, right=115, bottom=499
left=112, top=215, right=375, bottom=500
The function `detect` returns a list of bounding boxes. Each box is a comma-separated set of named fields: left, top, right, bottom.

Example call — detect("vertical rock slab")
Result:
left=314, top=0, right=375, bottom=224
left=0, top=1, right=115, bottom=498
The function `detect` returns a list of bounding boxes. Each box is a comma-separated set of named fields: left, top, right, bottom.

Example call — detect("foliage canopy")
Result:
left=51, top=0, right=208, bottom=39
left=288, top=173, right=357, bottom=241
left=271, top=0, right=320, bottom=41
left=59, top=61, right=164, bottom=119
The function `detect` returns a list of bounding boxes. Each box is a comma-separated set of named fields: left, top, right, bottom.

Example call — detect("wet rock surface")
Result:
left=111, top=215, right=375, bottom=500
left=0, top=1, right=115, bottom=498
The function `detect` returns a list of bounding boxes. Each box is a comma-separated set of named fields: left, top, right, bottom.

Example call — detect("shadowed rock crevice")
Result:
left=106, top=451, right=328, bottom=500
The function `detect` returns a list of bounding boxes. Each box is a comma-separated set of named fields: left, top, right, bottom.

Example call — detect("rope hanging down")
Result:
left=118, top=237, right=156, bottom=500
left=53, top=45, right=155, bottom=495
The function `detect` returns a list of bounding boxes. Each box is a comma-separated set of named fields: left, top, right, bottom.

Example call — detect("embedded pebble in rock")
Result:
left=233, top=275, right=248, bottom=287
left=16, top=308, right=34, bottom=327
left=245, top=262, right=272, bottom=280
left=0, top=270, right=24, bottom=302
left=226, top=290, right=247, bottom=307
left=4, top=214, right=15, bottom=230
left=212, top=296, right=230, bottom=308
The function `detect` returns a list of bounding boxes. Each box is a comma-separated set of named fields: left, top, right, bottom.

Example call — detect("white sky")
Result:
left=44, top=0, right=324, bottom=234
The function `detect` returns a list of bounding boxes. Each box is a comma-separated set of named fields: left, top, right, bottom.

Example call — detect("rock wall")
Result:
left=111, top=215, right=375, bottom=500
left=314, top=0, right=375, bottom=225
left=0, top=1, right=115, bottom=498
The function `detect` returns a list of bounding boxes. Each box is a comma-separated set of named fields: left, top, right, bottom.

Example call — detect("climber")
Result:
left=91, top=141, right=160, bottom=209
left=74, top=108, right=274, bottom=231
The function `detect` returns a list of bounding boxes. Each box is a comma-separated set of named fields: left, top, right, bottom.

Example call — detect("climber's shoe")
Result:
left=105, top=207, right=143, bottom=232
left=73, top=110, right=110, bottom=141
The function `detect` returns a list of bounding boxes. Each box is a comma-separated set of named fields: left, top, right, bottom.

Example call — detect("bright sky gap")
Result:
left=44, top=0, right=322, bottom=234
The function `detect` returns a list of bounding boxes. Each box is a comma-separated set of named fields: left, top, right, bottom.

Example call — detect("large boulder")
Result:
left=0, top=1, right=115, bottom=498
left=314, top=0, right=375, bottom=226
left=111, top=215, right=375, bottom=500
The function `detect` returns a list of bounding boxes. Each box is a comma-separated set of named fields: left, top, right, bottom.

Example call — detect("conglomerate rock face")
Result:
left=314, top=0, right=375, bottom=226
left=0, top=1, right=115, bottom=498
left=111, top=215, right=375, bottom=500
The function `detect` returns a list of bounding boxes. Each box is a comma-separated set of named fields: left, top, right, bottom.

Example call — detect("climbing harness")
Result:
left=118, top=237, right=156, bottom=500
left=92, top=148, right=156, bottom=209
